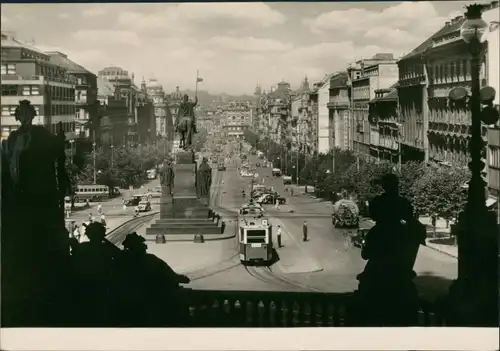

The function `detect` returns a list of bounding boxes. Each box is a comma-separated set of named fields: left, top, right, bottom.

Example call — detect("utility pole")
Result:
left=296, top=146, right=299, bottom=186
left=92, top=130, right=97, bottom=184
left=398, top=123, right=402, bottom=172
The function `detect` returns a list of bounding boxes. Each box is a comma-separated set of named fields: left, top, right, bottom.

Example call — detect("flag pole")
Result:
left=195, top=69, right=199, bottom=98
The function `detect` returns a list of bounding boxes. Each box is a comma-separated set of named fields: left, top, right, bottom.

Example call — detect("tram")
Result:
left=238, top=202, right=273, bottom=265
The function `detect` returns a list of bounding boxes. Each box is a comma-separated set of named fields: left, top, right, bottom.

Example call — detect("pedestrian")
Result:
left=85, top=199, right=90, bottom=208
left=134, top=206, right=140, bottom=217
left=73, top=224, right=80, bottom=239
left=97, top=203, right=103, bottom=215
left=100, top=213, right=107, bottom=227
left=88, top=213, right=93, bottom=223
left=302, top=220, right=308, bottom=242
left=290, top=188, right=294, bottom=197
left=274, top=198, right=280, bottom=210
left=79, top=223, right=90, bottom=243
left=276, top=225, right=283, bottom=248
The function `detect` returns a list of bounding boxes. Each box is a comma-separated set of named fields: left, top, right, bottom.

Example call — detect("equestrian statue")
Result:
left=175, top=94, right=198, bottom=150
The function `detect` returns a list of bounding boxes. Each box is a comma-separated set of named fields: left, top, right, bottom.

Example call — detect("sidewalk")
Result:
left=362, top=217, right=457, bottom=259
left=271, top=217, right=323, bottom=274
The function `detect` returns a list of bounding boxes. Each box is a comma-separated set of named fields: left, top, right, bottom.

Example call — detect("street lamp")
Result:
left=92, top=142, right=97, bottom=184
left=69, top=139, right=75, bottom=164
left=445, top=3, right=499, bottom=327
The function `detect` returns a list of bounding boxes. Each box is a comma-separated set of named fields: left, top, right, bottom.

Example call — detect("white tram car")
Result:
left=238, top=203, right=273, bottom=265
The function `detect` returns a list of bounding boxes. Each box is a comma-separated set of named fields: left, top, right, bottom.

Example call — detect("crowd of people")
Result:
left=67, top=224, right=191, bottom=327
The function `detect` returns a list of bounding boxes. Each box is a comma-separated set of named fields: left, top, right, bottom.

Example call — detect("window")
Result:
left=1, top=64, right=16, bottom=75
left=1, top=84, right=18, bottom=96
left=77, top=78, right=82, bottom=85
left=31, top=86, right=40, bottom=95
left=22, top=86, right=31, bottom=96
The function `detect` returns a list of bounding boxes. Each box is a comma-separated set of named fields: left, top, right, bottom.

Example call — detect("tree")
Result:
left=413, top=166, right=469, bottom=217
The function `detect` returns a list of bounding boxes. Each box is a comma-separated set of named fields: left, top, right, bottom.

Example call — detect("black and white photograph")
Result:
left=0, top=0, right=499, bottom=349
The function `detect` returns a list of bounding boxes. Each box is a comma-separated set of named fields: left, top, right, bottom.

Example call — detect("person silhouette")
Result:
left=115, top=233, right=190, bottom=327
left=71, top=222, right=119, bottom=326
left=350, top=173, right=424, bottom=327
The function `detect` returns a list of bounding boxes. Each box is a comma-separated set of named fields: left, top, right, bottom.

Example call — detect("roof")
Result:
left=399, top=17, right=464, bottom=62
left=1, top=34, right=46, bottom=55
left=97, top=77, right=115, bottom=97
left=45, top=51, right=93, bottom=75
left=330, top=72, right=348, bottom=88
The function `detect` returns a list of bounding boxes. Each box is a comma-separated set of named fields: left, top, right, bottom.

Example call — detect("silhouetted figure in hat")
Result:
left=115, top=233, right=190, bottom=327
left=1, top=101, right=70, bottom=327
left=71, top=222, right=119, bottom=326
left=349, top=173, right=425, bottom=326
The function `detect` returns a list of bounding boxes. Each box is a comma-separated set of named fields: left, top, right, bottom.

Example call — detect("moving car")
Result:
left=137, top=200, right=152, bottom=212
left=148, top=186, right=163, bottom=198
left=272, top=168, right=282, bottom=177
left=282, top=175, right=292, bottom=185
left=124, top=196, right=142, bottom=207
left=256, top=193, right=286, bottom=205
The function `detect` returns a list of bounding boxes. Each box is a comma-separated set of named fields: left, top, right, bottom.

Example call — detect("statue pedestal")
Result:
left=147, top=150, right=221, bottom=240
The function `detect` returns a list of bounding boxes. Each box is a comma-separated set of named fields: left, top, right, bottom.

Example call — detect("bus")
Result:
left=146, top=168, right=157, bottom=180
left=73, top=184, right=120, bottom=203
left=238, top=202, right=273, bottom=265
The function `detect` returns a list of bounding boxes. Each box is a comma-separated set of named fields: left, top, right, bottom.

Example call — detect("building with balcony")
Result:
left=136, top=81, right=155, bottom=143
left=1, top=33, right=77, bottom=140
left=349, top=54, right=398, bottom=160
left=327, top=72, right=350, bottom=151
left=144, top=78, right=170, bottom=140
left=98, top=66, right=142, bottom=144
left=290, top=76, right=315, bottom=155
left=368, top=87, right=400, bottom=163
left=45, top=51, right=98, bottom=141
left=96, top=77, right=128, bottom=145
left=315, top=74, right=334, bottom=154
left=222, top=101, right=252, bottom=137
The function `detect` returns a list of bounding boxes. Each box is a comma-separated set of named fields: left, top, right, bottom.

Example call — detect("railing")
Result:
left=1, top=74, right=77, bottom=85
left=183, top=289, right=445, bottom=327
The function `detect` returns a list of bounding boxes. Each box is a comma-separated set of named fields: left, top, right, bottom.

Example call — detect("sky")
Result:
left=1, top=1, right=470, bottom=95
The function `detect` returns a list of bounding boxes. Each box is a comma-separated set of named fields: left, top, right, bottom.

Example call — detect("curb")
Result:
left=424, top=242, right=458, bottom=259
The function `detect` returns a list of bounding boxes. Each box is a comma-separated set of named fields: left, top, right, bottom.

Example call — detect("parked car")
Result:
left=256, top=193, right=286, bottom=205
left=282, top=175, right=293, bottom=185
left=272, top=168, right=282, bottom=177
left=138, top=200, right=152, bottom=212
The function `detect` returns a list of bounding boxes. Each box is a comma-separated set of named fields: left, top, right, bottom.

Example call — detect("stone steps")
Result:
left=154, top=218, right=215, bottom=225
left=146, top=225, right=221, bottom=235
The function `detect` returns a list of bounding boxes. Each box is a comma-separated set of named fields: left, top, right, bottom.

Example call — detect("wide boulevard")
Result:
left=183, top=141, right=457, bottom=300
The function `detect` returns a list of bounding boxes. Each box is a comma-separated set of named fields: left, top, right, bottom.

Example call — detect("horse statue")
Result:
left=177, top=116, right=194, bottom=150
left=175, top=94, right=198, bottom=150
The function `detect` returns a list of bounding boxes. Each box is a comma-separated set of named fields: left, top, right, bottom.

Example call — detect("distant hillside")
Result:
left=182, top=89, right=254, bottom=106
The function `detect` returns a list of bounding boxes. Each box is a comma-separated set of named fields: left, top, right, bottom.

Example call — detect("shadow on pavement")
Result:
left=414, top=272, right=454, bottom=301
left=428, top=237, right=456, bottom=246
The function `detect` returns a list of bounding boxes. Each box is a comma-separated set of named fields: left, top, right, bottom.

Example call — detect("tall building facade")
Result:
left=349, top=54, right=398, bottom=160
left=46, top=51, right=98, bottom=141
left=1, top=33, right=77, bottom=140
left=145, top=78, right=170, bottom=139
left=327, top=72, right=350, bottom=150
left=222, top=101, right=252, bottom=137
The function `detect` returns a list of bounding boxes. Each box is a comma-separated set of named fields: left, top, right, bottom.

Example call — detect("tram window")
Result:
left=247, top=230, right=266, bottom=237
left=240, top=228, right=244, bottom=242
left=247, top=237, right=265, bottom=243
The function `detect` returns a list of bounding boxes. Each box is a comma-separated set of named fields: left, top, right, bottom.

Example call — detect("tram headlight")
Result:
left=261, top=219, right=268, bottom=226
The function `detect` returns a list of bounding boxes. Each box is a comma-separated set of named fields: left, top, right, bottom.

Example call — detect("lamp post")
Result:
left=92, top=141, right=97, bottom=184
left=111, top=145, right=115, bottom=168
left=445, top=4, right=499, bottom=327
left=69, top=139, right=75, bottom=164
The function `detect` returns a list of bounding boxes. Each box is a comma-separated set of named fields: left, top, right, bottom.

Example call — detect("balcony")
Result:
left=327, top=96, right=350, bottom=109
left=75, top=99, right=88, bottom=105
left=182, top=289, right=443, bottom=327
left=0, top=74, right=77, bottom=85
left=487, top=127, right=500, bottom=147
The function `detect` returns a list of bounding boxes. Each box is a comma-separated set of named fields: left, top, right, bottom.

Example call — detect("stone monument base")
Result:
left=146, top=149, right=221, bottom=239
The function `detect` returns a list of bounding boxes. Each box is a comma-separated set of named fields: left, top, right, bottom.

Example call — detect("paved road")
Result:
left=246, top=154, right=457, bottom=300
